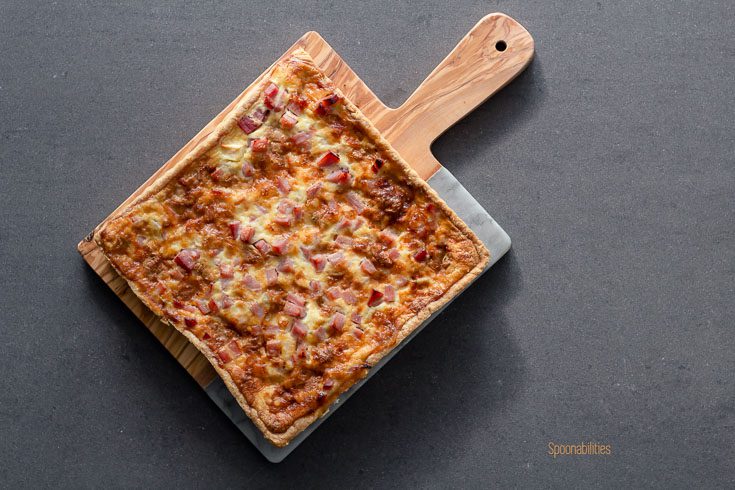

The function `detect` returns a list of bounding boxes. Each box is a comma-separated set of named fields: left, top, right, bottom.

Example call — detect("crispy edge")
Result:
left=94, top=48, right=490, bottom=447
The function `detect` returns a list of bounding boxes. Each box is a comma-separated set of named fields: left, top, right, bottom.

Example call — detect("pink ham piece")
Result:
left=250, top=302, right=265, bottom=319
left=265, top=268, right=278, bottom=287
left=300, top=245, right=312, bottom=260
left=327, top=251, right=344, bottom=264
left=350, top=312, right=362, bottom=325
left=378, top=229, right=397, bottom=245
left=286, top=100, right=303, bottom=115
left=315, top=327, right=328, bottom=342
left=346, top=191, right=365, bottom=213
left=368, top=289, right=384, bottom=307
left=217, top=340, right=242, bottom=363
left=291, top=320, right=307, bottom=339
left=360, top=258, right=377, bottom=275
left=316, top=150, right=340, bottom=167
left=254, top=239, right=271, bottom=255
left=280, top=110, right=298, bottom=129
left=384, top=284, right=396, bottom=302
left=309, top=280, right=321, bottom=292
left=335, top=235, right=353, bottom=248
left=292, top=206, right=303, bottom=221
left=241, top=161, right=255, bottom=177
left=413, top=249, right=428, bottom=262
left=251, top=138, right=268, bottom=153
left=271, top=236, right=290, bottom=255
left=330, top=312, right=346, bottom=333
left=310, top=254, right=327, bottom=272
left=326, top=168, right=349, bottom=184
left=264, top=82, right=279, bottom=98
left=388, top=248, right=400, bottom=261
left=352, top=327, right=364, bottom=339
left=174, top=249, right=199, bottom=272
left=326, top=286, right=342, bottom=301
left=274, top=215, right=292, bottom=227
left=286, top=292, right=306, bottom=307
left=196, top=299, right=211, bottom=314
left=336, top=217, right=351, bottom=230
left=306, top=182, right=322, bottom=198
left=228, top=221, right=241, bottom=240
left=243, top=274, right=261, bottom=291
left=315, top=94, right=340, bottom=115
left=237, top=116, right=260, bottom=134
left=239, top=225, right=255, bottom=243
left=277, top=258, right=295, bottom=273
left=352, top=218, right=365, bottom=231
left=219, top=263, right=234, bottom=279
left=265, top=339, right=282, bottom=356
left=283, top=301, right=305, bottom=318
left=276, top=176, right=291, bottom=195
left=291, top=131, right=311, bottom=150
left=341, top=289, right=357, bottom=305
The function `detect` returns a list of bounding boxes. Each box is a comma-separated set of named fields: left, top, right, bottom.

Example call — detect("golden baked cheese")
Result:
left=95, top=50, right=489, bottom=446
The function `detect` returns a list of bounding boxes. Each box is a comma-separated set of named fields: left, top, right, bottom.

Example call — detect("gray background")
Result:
left=1, top=0, right=733, bottom=487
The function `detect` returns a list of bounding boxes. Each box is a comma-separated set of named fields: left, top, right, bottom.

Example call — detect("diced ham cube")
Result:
left=241, top=161, right=255, bottom=177
left=360, top=258, right=377, bottom=275
left=310, top=254, right=327, bottom=272
left=413, top=249, right=428, bottom=262
left=326, top=286, right=342, bottom=301
left=316, top=151, right=340, bottom=167
left=351, top=312, right=362, bottom=325
left=330, top=312, right=346, bottom=333
left=286, top=99, right=303, bottom=115
left=274, top=215, right=292, bottom=227
left=184, top=318, right=197, bottom=328
left=276, top=176, right=291, bottom=195
left=265, top=268, right=278, bottom=287
left=300, top=245, right=312, bottom=260
left=291, top=320, right=307, bottom=339
left=352, top=218, right=365, bottom=231
left=196, top=299, right=211, bottom=314
left=384, top=284, right=396, bottom=302
left=251, top=138, right=268, bottom=153
left=326, top=168, right=349, bottom=184
left=264, top=82, right=279, bottom=98
left=265, top=339, right=282, bottom=356
left=315, top=94, right=340, bottom=115
left=276, top=258, right=295, bottom=273
left=336, top=217, right=351, bottom=230
left=292, top=205, right=303, bottom=220
left=341, top=289, right=357, bottom=305
left=388, top=248, right=400, bottom=261
left=309, top=280, right=321, bottom=292
left=327, top=251, right=344, bottom=264
left=353, top=326, right=364, bottom=338
left=283, top=301, right=305, bottom=318
left=315, top=327, right=328, bottom=342
left=378, top=229, right=397, bottom=245
left=335, top=235, right=353, bottom=248
left=346, top=191, right=365, bottom=213
left=219, top=294, right=234, bottom=309
left=371, top=158, right=384, bottom=173
left=237, top=116, right=260, bottom=134
left=239, top=225, right=255, bottom=243
left=174, top=249, right=199, bottom=272
left=229, top=221, right=241, bottom=239
left=286, top=292, right=306, bottom=307
left=250, top=302, right=265, bottom=319
left=290, top=131, right=311, bottom=150
left=395, top=276, right=409, bottom=287
left=243, top=274, right=261, bottom=291
left=208, top=298, right=219, bottom=313
left=306, top=182, right=322, bottom=198
left=368, top=289, right=384, bottom=307
left=219, top=263, right=234, bottom=279
left=254, top=239, right=271, bottom=255
left=271, top=235, right=290, bottom=255
left=280, top=110, right=298, bottom=129
left=217, top=340, right=242, bottom=363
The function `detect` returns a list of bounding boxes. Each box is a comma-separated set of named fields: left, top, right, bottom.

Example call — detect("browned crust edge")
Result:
left=93, top=49, right=490, bottom=447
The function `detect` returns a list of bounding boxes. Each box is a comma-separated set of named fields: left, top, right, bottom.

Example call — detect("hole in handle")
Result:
left=495, top=40, right=507, bottom=52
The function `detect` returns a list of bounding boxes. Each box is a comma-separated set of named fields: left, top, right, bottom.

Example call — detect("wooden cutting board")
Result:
left=78, top=13, right=533, bottom=390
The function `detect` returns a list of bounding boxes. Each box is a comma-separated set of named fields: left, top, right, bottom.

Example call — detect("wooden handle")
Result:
left=373, top=13, right=534, bottom=178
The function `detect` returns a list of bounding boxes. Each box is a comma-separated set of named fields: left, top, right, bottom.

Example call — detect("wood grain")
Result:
left=78, top=13, right=533, bottom=389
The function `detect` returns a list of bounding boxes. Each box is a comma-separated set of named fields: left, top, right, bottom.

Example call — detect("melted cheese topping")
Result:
left=97, top=53, right=484, bottom=445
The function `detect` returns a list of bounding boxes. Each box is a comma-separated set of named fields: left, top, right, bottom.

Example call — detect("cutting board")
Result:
left=78, top=13, right=534, bottom=458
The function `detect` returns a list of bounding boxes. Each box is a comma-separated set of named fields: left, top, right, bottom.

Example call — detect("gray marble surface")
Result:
left=1, top=0, right=733, bottom=487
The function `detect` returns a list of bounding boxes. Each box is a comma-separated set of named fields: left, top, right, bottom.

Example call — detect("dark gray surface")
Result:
left=1, top=0, right=733, bottom=487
